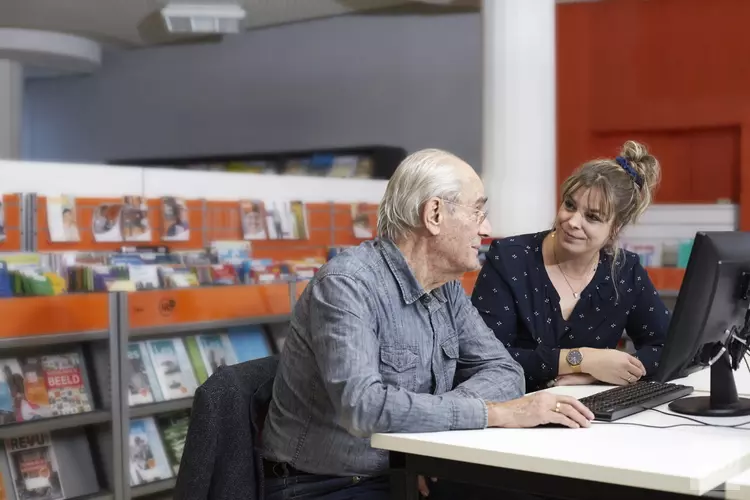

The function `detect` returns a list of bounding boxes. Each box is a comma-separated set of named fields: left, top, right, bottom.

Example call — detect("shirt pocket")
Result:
left=440, top=335, right=460, bottom=391
left=379, top=345, right=419, bottom=392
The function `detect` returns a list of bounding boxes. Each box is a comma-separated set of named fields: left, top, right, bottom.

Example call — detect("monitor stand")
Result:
left=669, top=349, right=750, bottom=417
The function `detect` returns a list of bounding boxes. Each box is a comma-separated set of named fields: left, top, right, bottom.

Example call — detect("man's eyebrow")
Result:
left=476, top=196, right=488, bottom=207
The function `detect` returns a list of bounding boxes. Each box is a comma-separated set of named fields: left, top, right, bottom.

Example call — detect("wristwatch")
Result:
left=566, top=349, right=583, bottom=373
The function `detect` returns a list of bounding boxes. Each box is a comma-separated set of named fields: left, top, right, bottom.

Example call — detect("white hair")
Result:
left=377, top=148, right=464, bottom=242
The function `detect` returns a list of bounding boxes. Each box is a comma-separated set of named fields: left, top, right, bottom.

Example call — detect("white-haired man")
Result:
left=261, top=149, right=594, bottom=499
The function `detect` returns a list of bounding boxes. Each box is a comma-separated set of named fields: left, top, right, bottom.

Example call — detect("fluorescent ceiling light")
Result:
left=161, top=3, right=247, bottom=34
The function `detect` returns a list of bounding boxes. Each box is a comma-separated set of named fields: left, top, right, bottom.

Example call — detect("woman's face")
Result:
left=554, top=187, right=615, bottom=255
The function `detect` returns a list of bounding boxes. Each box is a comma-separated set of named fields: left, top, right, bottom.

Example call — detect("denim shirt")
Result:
left=261, top=239, right=525, bottom=477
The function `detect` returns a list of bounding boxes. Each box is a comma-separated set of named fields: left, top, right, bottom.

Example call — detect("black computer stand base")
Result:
left=669, top=349, right=750, bottom=417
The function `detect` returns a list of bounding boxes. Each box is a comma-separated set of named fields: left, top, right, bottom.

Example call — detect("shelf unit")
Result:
left=0, top=280, right=307, bottom=500
left=0, top=293, right=123, bottom=500
left=119, top=281, right=305, bottom=500
left=109, top=145, right=408, bottom=181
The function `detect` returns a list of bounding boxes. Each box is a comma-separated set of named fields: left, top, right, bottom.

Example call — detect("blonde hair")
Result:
left=559, top=140, right=661, bottom=286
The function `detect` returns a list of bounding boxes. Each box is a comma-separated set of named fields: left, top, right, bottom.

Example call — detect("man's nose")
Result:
left=479, top=217, right=492, bottom=238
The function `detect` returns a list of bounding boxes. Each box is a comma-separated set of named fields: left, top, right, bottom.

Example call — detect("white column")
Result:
left=481, top=0, right=557, bottom=237
left=0, top=59, right=22, bottom=159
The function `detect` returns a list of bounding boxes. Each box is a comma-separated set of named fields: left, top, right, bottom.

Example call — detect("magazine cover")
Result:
left=92, top=203, right=123, bottom=242
left=5, top=433, right=63, bottom=500
left=122, top=196, right=151, bottom=242
left=289, top=201, right=309, bottom=240
left=227, top=326, right=272, bottom=362
left=161, top=197, right=190, bottom=242
left=0, top=358, right=50, bottom=424
left=147, top=340, right=198, bottom=400
left=196, top=334, right=238, bottom=377
left=263, top=201, right=292, bottom=240
left=127, top=343, right=159, bottom=406
left=46, top=196, right=81, bottom=242
left=239, top=200, right=268, bottom=240
left=0, top=198, right=5, bottom=242
left=157, top=412, right=190, bottom=474
left=19, top=358, right=52, bottom=419
left=128, top=418, right=173, bottom=486
left=40, top=353, right=93, bottom=416
left=351, top=203, right=374, bottom=239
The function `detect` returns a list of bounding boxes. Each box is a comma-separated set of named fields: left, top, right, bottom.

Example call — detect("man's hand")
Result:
left=488, top=392, right=594, bottom=429
left=554, top=373, right=598, bottom=386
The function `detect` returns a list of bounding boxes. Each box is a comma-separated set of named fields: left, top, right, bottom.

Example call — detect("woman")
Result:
left=472, top=140, right=669, bottom=392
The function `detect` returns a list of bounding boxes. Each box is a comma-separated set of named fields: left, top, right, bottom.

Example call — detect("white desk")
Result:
left=726, top=469, right=750, bottom=500
left=373, top=369, right=750, bottom=500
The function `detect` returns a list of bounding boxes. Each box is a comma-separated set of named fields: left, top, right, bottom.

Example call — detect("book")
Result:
left=6, top=433, right=63, bottom=500
left=195, top=334, right=237, bottom=378
left=0, top=352, right=92, bottom=425
left=227, top=326, right=272, bottom=362
left=146, top=340, right=198, bottom=400
left=127, top=343, right=162, bottom=406
left=128, top=418, right=173, bottom=486
left=39, top=353, right=93, bottom=417
left=157, top=412, right=190, bottom=474
left=183, top=337, right=209, bottom=385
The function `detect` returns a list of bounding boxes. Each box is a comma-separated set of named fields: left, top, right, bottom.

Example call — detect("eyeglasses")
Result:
left=441, top=199, right=488, bottom=225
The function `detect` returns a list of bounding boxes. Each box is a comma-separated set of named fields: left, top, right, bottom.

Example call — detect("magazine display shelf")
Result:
left=114, top=280, right=306, bottom=500
left=0, top=293, right=125, bottom=500
left=0, top=280, right=305, bottom=500
left=28, top=194, right=379, bottom=263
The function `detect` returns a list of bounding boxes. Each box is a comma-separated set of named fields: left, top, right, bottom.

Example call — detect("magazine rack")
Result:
left=0, top=280, right=306, bottom=500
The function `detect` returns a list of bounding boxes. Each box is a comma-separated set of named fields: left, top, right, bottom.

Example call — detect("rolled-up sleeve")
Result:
left=449, top=281, right=526, bottom=401
left=309, top=274, right=489, bottom=437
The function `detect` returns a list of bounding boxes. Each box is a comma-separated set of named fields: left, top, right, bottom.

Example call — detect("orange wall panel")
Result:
left=558, top=0, right=750, bottom=211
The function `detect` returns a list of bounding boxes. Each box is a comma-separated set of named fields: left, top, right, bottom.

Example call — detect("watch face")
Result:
left=567, top=350, right=583, bottom=366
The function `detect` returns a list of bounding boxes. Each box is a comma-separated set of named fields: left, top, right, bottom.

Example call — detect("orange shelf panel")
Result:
left=294, top=280, right=311, bottom=300
left=459, top=268, right=683, bottom=296
left=645, top=267, right=685, bottom=292
left=0, top=194, right=22, bottom=252
left=128, top=284, right=292, bottom=330
left=0, top=294, right=109, bottom=338
left=461, top=271, right=479, bottom=295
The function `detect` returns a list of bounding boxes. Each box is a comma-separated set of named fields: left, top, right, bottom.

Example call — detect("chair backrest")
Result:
left=174, top=355, right=279, bottom=500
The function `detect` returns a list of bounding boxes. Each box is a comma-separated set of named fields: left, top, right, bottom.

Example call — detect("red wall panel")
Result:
left=558, top=0, right=748, bottom=214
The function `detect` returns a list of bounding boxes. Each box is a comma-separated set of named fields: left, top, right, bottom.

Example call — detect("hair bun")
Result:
left=620, top=140, right=660, bottom=192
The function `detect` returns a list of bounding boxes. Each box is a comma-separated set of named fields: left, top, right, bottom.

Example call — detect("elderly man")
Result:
left=261, top=149, right=593, bottom=499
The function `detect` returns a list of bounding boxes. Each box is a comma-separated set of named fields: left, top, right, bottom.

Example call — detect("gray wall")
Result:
left=23, top=12, right=482, bottom=169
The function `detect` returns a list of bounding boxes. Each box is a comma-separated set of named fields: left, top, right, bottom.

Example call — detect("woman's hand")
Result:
left=417, top=475, right=436, bottom=497
left=581, top=348, right=646, bottom=385
left=554, top=373, right=598, bottom=386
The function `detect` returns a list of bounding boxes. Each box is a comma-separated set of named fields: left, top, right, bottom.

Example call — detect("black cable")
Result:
left=591, top=406, right=750, bottom=431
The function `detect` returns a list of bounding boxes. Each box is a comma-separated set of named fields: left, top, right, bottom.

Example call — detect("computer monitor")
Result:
left=654, top=231, right=750, bottom=417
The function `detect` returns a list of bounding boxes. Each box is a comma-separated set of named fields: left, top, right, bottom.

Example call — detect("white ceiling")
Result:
left=0, top=0, right=482, bottom=48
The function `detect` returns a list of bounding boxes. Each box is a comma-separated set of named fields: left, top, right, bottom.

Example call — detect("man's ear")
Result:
left=422, top=197, right=442, bottom=236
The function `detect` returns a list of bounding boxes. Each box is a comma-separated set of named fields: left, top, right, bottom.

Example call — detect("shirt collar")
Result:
left=378, top=238, right=430, bottom=305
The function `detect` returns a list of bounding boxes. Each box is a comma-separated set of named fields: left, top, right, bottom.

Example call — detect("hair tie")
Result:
left=615, top=156, right=643, bottom=188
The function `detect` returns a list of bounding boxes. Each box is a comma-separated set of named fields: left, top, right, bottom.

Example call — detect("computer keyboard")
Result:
left=578, top=381, right=694, bottom=421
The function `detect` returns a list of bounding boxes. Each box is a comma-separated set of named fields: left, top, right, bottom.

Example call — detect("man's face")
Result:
left=432, top=167, right=492, bottom=274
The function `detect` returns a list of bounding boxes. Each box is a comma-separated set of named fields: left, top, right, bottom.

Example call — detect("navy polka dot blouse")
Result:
left=471, top=230, right=670, bottom=392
